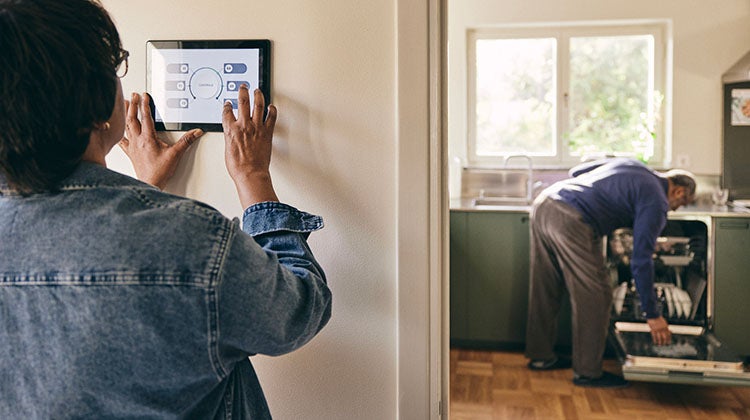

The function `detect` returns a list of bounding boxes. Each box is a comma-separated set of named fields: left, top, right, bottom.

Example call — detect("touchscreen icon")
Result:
left=226, top=81, right=250, bottom=92
left=167, top=63, right=189, bottom=74
left=223, top=63, right=247, bottom=74
left=167, top=98, right=189, bottom=109
left=165, top=81, right=186, bottom=91
left=223, top=98, right=238, bottom=109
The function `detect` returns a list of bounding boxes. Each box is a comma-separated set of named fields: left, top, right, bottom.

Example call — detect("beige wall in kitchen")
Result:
left=101, top=0, right=435, bottom=418
left=448, top=0, right=750, bottom=175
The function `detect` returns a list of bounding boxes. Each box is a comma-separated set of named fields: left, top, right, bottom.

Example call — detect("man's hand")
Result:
left=119, top=92, right=203, bottom=189
left=222, top=85, right=279, bottom=208
left=647, top=316, right=672, bottom=346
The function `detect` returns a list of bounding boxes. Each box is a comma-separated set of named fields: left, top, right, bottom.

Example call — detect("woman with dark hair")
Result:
left=0, top=1, right=331, bottom=418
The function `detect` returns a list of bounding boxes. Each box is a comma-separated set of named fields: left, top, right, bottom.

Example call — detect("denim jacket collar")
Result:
left=0, top=161, right=152, bottom=196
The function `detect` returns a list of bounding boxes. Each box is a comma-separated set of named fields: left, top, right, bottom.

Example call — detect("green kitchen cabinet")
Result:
left=450, top=211, right=531, bottom=348
left=713, top=217, right=750, bottom=357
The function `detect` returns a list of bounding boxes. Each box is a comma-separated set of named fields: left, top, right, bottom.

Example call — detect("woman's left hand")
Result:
left=119, top=92, right=204, bottom=189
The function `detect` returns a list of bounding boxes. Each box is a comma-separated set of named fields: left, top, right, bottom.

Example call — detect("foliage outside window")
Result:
left=468, top=22, right=668, bottom=167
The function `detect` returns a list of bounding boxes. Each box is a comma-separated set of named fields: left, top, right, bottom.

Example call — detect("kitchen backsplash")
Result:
left=455, top=167, right=720, bottom=206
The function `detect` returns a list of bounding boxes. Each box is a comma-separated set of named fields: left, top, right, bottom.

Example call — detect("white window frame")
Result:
left=467, top=21, right=670, bottom=168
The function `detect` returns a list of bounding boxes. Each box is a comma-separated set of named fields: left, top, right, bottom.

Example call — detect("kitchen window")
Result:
left=467, top=22, right=669, bottom=167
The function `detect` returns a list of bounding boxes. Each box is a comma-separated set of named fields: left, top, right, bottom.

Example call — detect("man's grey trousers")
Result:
left=524, top=196, right=613, bottom=378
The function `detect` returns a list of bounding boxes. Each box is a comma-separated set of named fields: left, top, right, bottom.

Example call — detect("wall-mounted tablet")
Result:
left=146, top=39, right=271, bottom=132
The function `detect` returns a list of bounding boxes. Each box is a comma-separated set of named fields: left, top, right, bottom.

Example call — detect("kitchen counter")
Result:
left=450, top=198, right=750, bottom=217
left=672, top=203, right=750, bottom=217
left=450, top=198, right=531, bottom=212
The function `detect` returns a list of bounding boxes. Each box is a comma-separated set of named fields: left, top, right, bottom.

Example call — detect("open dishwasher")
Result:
left=607, top=214, right=750, bottom=386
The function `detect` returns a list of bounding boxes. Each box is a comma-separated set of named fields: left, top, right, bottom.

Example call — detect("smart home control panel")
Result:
left=146, top=40, right=271, bottom=131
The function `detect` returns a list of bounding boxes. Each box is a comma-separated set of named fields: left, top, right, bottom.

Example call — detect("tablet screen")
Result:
left=146, top=40, right=271, bottom=131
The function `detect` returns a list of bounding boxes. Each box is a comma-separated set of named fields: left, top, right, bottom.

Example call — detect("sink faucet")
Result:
left=504, top=155, right=534, bottom=203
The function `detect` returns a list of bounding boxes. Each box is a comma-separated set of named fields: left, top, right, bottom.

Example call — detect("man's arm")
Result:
left=631, top=205, right=672, bottom=346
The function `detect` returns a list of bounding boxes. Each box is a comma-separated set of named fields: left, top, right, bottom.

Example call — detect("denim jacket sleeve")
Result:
left=216, top=202, right=331, bottom=367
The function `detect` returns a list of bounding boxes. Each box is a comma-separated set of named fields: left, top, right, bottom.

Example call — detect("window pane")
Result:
left=568, top=35, right=655, bottom=161
left=475, top=38, right=556, bottom=156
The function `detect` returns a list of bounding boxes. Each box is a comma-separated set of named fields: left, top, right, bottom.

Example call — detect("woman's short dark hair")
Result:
left=0, top=0, right=122, bottom=194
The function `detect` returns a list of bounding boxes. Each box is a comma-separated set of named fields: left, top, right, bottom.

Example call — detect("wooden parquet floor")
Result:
left=450, top=348, right=750, bottom=419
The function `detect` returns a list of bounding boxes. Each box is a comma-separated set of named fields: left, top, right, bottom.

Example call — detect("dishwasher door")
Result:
left=610, top=321, right=750, bottom=386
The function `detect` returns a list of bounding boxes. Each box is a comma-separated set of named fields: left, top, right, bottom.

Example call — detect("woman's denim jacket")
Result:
left=0, top=163, right=331, bottom=419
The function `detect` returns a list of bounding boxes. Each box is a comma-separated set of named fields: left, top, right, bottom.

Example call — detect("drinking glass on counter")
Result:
left=712, top=188, right=729, bottom=206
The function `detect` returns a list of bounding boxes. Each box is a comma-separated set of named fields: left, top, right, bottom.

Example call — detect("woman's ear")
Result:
left=94, top=121, right=111, bottom=132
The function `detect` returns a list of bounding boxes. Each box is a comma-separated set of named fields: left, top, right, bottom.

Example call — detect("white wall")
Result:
left=448, top=0, right=750, bottom=175
left=101, top=0, right=416, bottom=418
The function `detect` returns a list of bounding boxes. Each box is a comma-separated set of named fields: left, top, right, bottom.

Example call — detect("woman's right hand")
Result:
left=221, top=85, right=279, bottom=208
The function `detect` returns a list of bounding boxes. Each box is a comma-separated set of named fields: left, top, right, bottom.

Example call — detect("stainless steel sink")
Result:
left=466, top=155, right=536, bottom=207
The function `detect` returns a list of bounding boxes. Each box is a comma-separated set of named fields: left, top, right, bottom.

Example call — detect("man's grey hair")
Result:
left=664, top=169, right=697, bottom=197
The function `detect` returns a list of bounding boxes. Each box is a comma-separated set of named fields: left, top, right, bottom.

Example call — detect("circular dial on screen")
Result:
left=189, top=67, right=223, bottom=100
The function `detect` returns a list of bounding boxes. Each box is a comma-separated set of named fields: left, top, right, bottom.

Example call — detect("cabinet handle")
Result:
left=521, top=216, right=529, bottom=224
left=718, top=221, right=749, bottom=230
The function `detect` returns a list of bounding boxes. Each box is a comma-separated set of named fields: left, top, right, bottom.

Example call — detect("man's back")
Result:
left=551, top=158, right=669, bottom=236
left=545, top=158, right=673, bottom=319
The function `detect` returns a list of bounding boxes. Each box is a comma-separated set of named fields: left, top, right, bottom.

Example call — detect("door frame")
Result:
left=396, top=0, right=447, bottom=418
